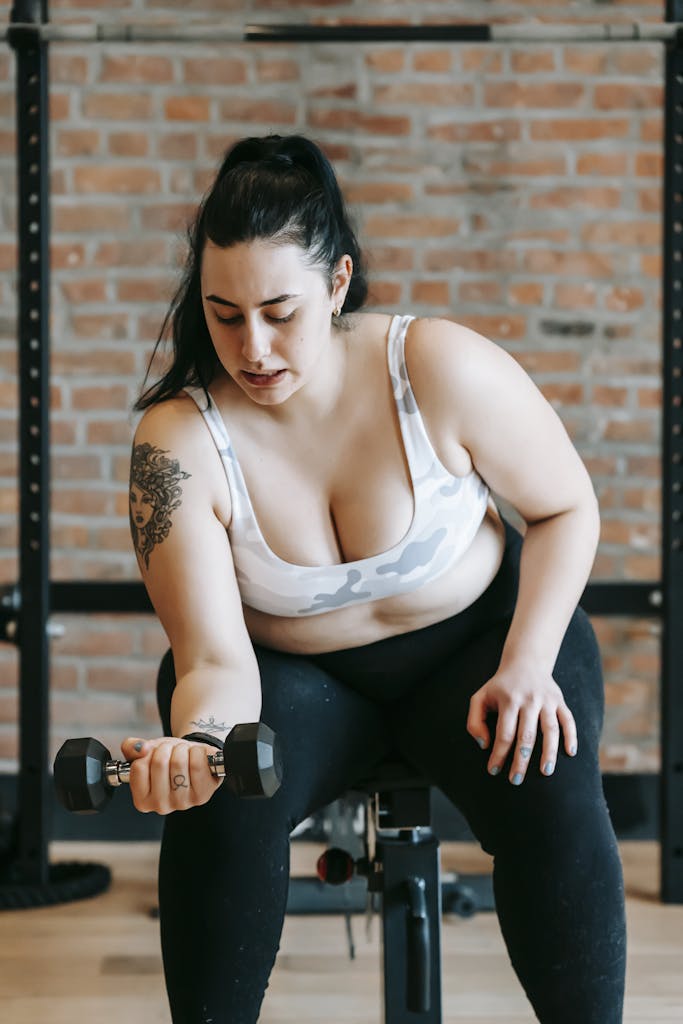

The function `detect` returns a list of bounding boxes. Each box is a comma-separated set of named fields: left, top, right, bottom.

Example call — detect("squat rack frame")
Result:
left=2, top=0, right=682, bottom=905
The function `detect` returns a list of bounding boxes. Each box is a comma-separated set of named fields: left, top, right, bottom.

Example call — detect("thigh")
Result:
left=157, top=643, right=395, bottom=829
left=388, top=604, right=607, bottom=851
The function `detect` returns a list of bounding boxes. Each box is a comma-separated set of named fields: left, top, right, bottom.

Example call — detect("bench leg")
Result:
left=378, top=828, right=443, bottom=1023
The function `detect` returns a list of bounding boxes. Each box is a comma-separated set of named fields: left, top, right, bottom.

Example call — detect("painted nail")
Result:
left=489, top=765, right=501, bottom=776
left=570, top=744, right=578, bottom=756
left=520, top=746, right=532, bottom=759
left=476, top=737, right=486, bottom=749
left=512, top=773, right=523, bottom=786
left=134, top=741, right=143, bottom=752
left=544, top=761, right=554, bottom=775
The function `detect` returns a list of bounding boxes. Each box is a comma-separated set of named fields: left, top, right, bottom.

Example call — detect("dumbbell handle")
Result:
left=105, top=752, right=225, bottom=787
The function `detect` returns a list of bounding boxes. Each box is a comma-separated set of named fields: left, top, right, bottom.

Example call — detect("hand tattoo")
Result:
left=172, top=774, right=188, bottom=791
left=129, top=443, right=190, bottom=569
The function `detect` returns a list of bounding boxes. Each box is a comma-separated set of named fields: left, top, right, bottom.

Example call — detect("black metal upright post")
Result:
left=662, top=1, right=683, bottom=904
left=7, top=0, right=51, bottom=887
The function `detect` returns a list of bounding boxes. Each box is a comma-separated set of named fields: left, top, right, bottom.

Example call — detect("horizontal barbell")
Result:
left=2, top=21, right=683, bottom=46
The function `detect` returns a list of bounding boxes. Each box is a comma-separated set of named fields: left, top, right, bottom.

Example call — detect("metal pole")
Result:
left=661, top=2, right=683, bottom=905
left=7, top=0, right=51, bottom=886
left=0, top=21, right=682, bottom=45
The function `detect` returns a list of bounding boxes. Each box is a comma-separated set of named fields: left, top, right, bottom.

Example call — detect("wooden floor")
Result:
left=0, top=841, right=681, bottom=1023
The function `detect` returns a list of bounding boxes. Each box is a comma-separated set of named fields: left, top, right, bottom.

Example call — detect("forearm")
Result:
left=499, top=502, right=601, bottom=673
left=170, top=664, right=262, bottom=743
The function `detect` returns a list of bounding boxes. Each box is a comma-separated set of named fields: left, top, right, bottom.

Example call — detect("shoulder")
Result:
left=404, top=315, right=524, bottom=401
left=132, top=392, right=231, bottom=522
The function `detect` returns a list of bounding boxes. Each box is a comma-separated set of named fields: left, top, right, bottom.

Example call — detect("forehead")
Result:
left=201, top=239, right=315, bottom=286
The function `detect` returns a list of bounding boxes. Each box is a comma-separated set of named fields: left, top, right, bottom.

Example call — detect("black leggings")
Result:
left=156, top=519, right=626, bottom=1023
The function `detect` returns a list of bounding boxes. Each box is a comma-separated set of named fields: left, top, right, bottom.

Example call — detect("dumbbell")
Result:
left=54, top=722, right=282, bottom=814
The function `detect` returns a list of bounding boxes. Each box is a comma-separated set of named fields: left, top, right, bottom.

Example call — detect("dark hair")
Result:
left=135, top=134, right=368, bottom=410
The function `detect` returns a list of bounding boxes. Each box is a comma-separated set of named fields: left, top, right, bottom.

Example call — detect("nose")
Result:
left=241, top=318, right=271, bottom=365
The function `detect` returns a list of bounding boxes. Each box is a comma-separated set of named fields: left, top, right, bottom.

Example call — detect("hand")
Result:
left=120, top=736, right=224, bottom=815
left=466, top=661, right=578, bottom=785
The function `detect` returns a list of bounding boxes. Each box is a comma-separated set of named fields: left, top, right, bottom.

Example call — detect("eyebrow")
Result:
left=204, top=292, right=302, bottom=309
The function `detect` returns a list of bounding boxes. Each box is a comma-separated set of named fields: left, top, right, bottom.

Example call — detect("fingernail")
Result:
left=570, top=744, right=577, bottom=756
left=544, top=761, right=554, bottom=775
left=512, top=773, right=523, bottom=786
left=476, top=737, right=486, bottom=749
left=134, top=741, right=143, bottom=752
left=489, top=765, right=500, bottom=776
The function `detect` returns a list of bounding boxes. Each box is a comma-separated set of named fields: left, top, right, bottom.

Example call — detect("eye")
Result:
left=214, top=311, right=295, bottom=325
left=269, top=312, right=295, bottom=323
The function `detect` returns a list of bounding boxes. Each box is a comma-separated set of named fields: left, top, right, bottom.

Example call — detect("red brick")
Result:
left=613, top=49, right=662, bottom=77
left=530, top=187, right=621, bottom=210
left=428, top=119, right=521, bottom=143
left=374, top=83, right=474, bottom=107
left=591, top=386, right=629, bottom=408
left=59, top=279, right=108, bottom=304
left=52, top=350, right=136, bottom=375
left=86, top=664, right=150, bottom=693
left=219, top=99, right=296, bottom=124
left=638, top=188, right=661, bottom=213
left=50, top=93, right=70, bottom=120
left=605, top=287, right=646, bottom=312
left=603, top=418, right=658, bottom=443
left=413, top=50, right=452, bottom=73
left=459, top=281, right=503, bottom=304
left=508, top=282, right=544, bottom=306
left=511, top=50, right=556, bottom=73
left=461, top=50, right=503, bottom=74
left=343, top=182, right=413, bottom=204
left=87, top=420, right=135, bottom=445
left=100, top=55, right=174, bottom=83
left=117, top=278, right=173, bottom=303
left=108, top=132, right=149, bottom=157
left=637, top=387, right=662, bottom=409
left=539, top=383, right=584, bottom=406
left=311, top=83, right=357, bottom=100
left=485, top=82, right=584, bottom=109
left=309, top=109, right=410, bottom=135
left=424, top=250, right=517, bottom=273
left=73, top=166, right=161, bottom=195
left=411, top=281, right=450, bottom=306
left=554, top=283, right=598, bottom=309
left=56, top=130, right=100, bottom=157
left=365, top=50, right=405, bottom=73
left=530, top=118, right=630, bottom=141
left=70, top=385, right=129, bottom=411
left=51, top=244, right=86, bottom=270
left=581, top=221, right=660, bottom=247
left=53, top=454, right=103, bottom=479
left=53, top=205, right=131, bottom=233
left=641, top=117, right=663, bottom=143
left=563, top=48, right=609, bottom=76
left=157, top=133, right=199, bottom=160
left=52, top=491, right=113, bottom=516
left=94, top=240, right=169, bottom=268
left=367, top=282, right=403, bottom=305
left=525, top=251, right=614, bottom=279
left=71, top=314, right=130, bottom=341
left=577, top=153, right=629, bottom=176
left=49, top=54, right=89, bottom=84
left=165, top=96, right=212, bottom=121
left=365, top=215, right=460, bottom=239
left=83, top=94, right=154, bottom=120
left=594, top=83, right=663, bottom=110
left=463, top=153, right=566, bottom=177
left=367, top=247, right=415, bottom=272
left=256, top=59, right=300, bottom=82
left=641, top=253, right=661, bottom=278
left=635, top=152, right=663, bottom=177
left=457, top=315, right=527, bottom=341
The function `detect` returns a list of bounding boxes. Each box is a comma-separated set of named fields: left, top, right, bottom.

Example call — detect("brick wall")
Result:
left=0, top=1, right=668, bottom=772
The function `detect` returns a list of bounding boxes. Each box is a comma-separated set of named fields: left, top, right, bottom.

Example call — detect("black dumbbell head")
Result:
left=224, top=722, right=283, bottom=798
left=54, top=737, right=115, bottom=814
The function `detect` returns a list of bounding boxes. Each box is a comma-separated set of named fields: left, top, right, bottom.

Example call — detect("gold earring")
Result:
left=333, top=306, right=341, bottom=317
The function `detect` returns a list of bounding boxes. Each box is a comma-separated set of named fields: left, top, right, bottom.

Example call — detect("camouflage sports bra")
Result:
left=185, top=314, right=490, bottom=617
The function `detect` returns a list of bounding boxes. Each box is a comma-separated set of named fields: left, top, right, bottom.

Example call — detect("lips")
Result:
left=242, top=369, right=286, bottom=386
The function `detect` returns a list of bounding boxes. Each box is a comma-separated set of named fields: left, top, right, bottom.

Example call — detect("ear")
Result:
left=331, top=253, right=353, bottom=310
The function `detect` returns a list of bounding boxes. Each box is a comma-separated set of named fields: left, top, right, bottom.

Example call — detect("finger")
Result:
left=467, top=692, right=491, bottom=750
left=487, top=706, right=519, bottom=776
left=120, top=736, right=149, bottom=761
left=539, top=709, right=560, bottom=776
left=509, top=712, right=540, bottom=785
left=557, top=703, right=578, bottom=757
left=188, top=742, right=223, bottom=801
left=148, top=739, right=176, bottom=812
left=168, top=742, right=194, bottom=808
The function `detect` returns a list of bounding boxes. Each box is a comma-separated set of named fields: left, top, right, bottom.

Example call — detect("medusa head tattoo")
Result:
left=129, top=443, right=191, bottom=569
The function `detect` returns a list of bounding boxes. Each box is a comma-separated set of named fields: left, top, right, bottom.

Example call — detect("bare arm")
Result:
left=126, top=397, right=261, bottom=812
left=408, top=318, right=601, bottom=783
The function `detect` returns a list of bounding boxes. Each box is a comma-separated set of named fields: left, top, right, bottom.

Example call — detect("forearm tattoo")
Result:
left=190, top=715, right=231, bottom=735
left=129, top=443, right=190, bottom=568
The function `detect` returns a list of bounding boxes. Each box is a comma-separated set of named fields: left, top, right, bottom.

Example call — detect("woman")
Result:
left=124, top=134, right=626, bottom=1023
